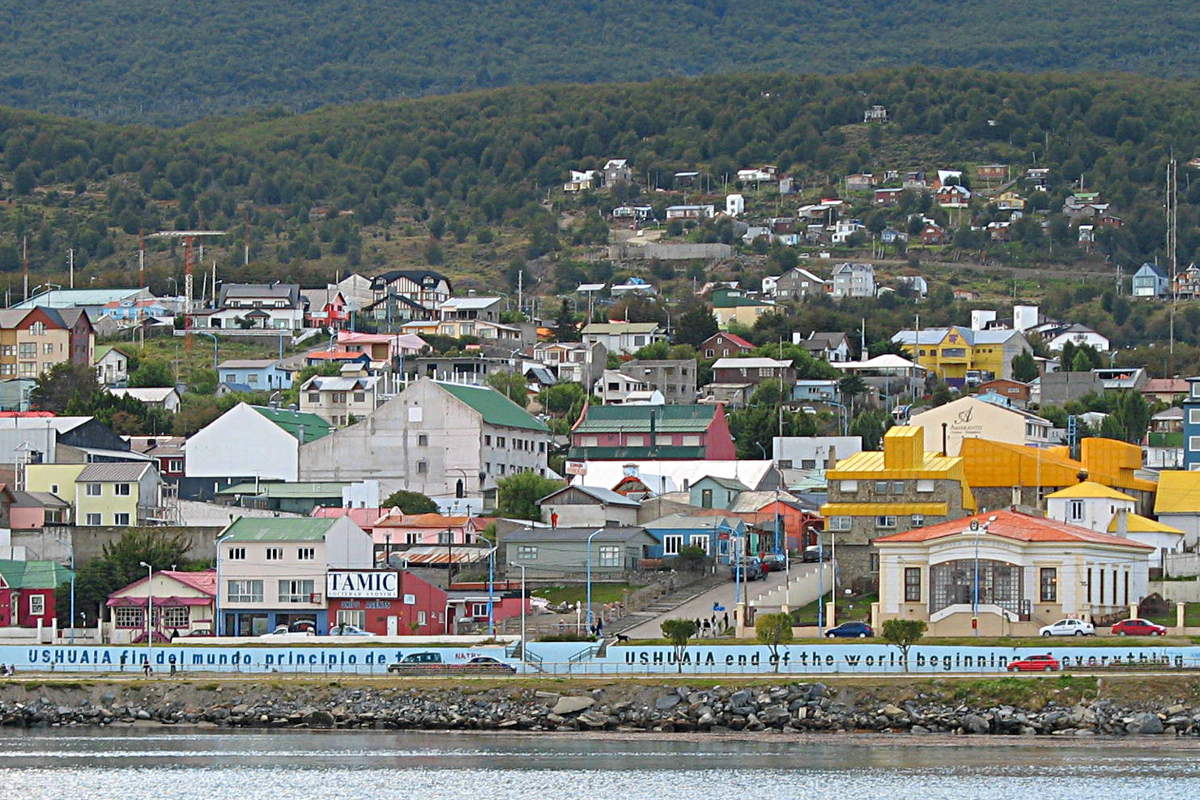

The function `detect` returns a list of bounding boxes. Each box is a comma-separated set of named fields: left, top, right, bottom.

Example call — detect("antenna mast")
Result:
left=1168, top=155, right=1179, bottom=367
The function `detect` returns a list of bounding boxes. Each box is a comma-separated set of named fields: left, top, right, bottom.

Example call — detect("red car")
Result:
left=1007, top=654, right=1060, bottom=672
left=1111, top=618, right=1167, bottom=636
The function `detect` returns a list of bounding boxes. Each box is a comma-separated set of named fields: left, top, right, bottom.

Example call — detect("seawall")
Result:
left=2, top=676, right=1199, bottom=737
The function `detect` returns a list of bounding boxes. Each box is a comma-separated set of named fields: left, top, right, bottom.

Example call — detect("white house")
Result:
left=830, top=263, right=875, bottom=298
left=202, top=283, right=306, bottom=331
left=908, top=395, right=1053, bottom=456
left=1047, top=482, right=1184, bottom=565
left=582, top=321, right=666, bottom=355
left=94, top=346, right=129, bottom=386
left=593, top=369, right=649, bottom=404
left=725, top=194, right=745, bottom=217
left=183, top=403, right=332, bottom=495
left=108, top=387, right=182, bottom=413
left=1031, top=322, right=1111, bottom=353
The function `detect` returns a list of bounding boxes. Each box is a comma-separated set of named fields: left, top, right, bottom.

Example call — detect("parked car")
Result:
left=261, top=624, right=314, bottom=637
left=329, top=623, right=374, bottom=636
left=824, top=621, right=874, bottom=638
left=1007, top=654, right=1060, bottom=672
left=760, top=553, right=788, bottom=573
left=1038, top=619, right=1095, bottom=637
left=802, top=546, right=828, bottom=563
left=467, top=656, right=516, bottom=674
left=1111, top=618, right=1168, bottom=636
left=731, top=556, right=765, bottom=581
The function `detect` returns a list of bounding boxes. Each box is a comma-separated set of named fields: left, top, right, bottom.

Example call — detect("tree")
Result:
left=496, top=471, right=563, bottom=520
left=30, top=362, right=101, bottom=413
left=849, top=409, right=891, bottom=450
left=674, top=302, right=718, bottom=347
left=755, top=612, right=794, bottom=672
left=881, top=618, right=927, bottom=672
left=62, top=529, right=196, bottom=628
left=554, top=299, right=580, bottom=342
left=485, top=370, right=528, bottom=407
left=1070, top=349, right=1093, bottom=372
left=382, top=490, right=438, bottom=513
left=1097, top=389, right=1152, bottom=444
left=660, top=618, right=697, bottom=673
left=539, top=381, right=586, bottom=416
left=1011, top=350, right=1038, bottom=383
left=129, top=359, right=174, bottom=388
left=838, top=374, right=867, bottom=416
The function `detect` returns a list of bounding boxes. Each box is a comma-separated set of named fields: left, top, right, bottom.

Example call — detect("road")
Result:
left=621, top=565, right=792, bottom=638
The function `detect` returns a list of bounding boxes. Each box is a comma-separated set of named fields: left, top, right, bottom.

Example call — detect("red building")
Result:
left=326, top=569, right=451, bottom=635
left=0, top=559, right=73, bottom=628
left=700, top=332, right=754, bottom=359
left=569, top=404, right=736, bottom=461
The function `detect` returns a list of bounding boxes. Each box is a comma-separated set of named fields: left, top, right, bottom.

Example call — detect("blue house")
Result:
left=793, top=379, right=838, bottom=404
left=1183, top=377, right=1200, bottom=470
left=1132, top=262, right=1169, bottom=298
left=217, top=359, right=295, bottom=390
left=688, top=476, right=748, bottom=510
left=641, top=514, right=746, bottom=564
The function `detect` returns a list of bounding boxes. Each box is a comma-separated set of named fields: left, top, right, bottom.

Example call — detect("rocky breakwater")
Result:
left=0, top=681, right=1197, bottom=736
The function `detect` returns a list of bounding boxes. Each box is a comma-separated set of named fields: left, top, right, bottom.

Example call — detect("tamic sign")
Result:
left=326, top=571, right=399, bottom=599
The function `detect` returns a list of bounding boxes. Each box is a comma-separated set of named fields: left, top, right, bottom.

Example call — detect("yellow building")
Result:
left=26, top=462, right=162, bottom=526
left=891, top=326, right=1030, bottom=387
left=711, top=290, right=775, bottom=330
left=0, top=307, right=94, bottom=378
left=959, top=437, right=1157, bottom=514
left=819, top=426, right=977, bottom=582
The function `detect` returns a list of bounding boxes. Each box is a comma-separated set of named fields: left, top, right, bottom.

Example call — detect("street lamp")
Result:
left=476, top=531, right=497, bottom=636
left=69, top=551, right=76, bottom=644
left=585, top=527, right=603, bottom=631
left=508, top=561, right=527, bottom=668
left=214, top=533, right=232, bottom=636
left=195, top=331, right=219, bottom=371
left=139, top=561, right=153, bottom=664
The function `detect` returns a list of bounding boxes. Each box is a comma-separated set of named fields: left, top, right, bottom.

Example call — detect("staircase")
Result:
left=605, top=574, right=726, bottom=636
left=749, top=561, right=832, bottom=611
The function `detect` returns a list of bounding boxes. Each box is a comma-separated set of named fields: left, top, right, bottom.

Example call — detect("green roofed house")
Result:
left=216, top=515, right=374, bottom=636
left=0, top=558, right=75, bottom=628
left=217, top=481, right=353, bottom=514
left=569, top=404, right=736, bottom=461
left=182, top=402, right=334, bottom=501
left=299, top=378, right=554, bottom=505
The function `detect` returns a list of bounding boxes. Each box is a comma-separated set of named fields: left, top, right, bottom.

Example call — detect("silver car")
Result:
left=1038, top=618, right=1095, bottom=637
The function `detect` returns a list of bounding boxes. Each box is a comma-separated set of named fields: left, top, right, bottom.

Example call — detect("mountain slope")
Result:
left=3, top=0, right=1200, bottom=123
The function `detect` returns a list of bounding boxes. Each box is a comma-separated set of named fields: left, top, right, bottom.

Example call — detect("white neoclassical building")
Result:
left=1046, top=481, right=1184, bottom=566
left=874, top=510, right=1152, bottom=636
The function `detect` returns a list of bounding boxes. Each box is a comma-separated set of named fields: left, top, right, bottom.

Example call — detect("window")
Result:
left=662, top=535, right=683, bottom=555
left=85, top=513, right=101, bottom=525
left=332, top=392, right=347, bottom=404
left=308, top=393, right=320, bottom=403
left=18, top=363, right=35, bottom=377
left=115, top=483, right=131, bottom=496
left=517, top=545, right=537, bottom=560
left=228, top=547, right=246, bottom=560
left=700, top=489, right=713, bottom=508
left=405, top=532, right=420, bottom=545
left=800, top=459, right=816, bottom=469
left=417, top=611, right=427, bottom=626
left=297, top=547, right=315, bottom=560
left=688, top=535, right=710, bottom=554
left=1191, top=436, right=1200, bottom=453
left=227, top=579, right=263, bottom=603
left=839, top=480, right=858, bottom=492
left=86, top=483, right=102, bottom=496
left=416, top=460, right=428, bottom=474
left=1087, top=567, right=1093, bottom=603
left=1039, top=567, right=1058, bottom=603
left=916, top=480, right=935, bottom=493
left=873, top=481, right=889, bottom=494
left=114, top=513, right=130, bottom=525
left=471, top=603, right=488, bottom=617
left=1067, top=499, right=1084, bottom=521
left=168, top=459, right=184, bottom=472
left=1191, top=408, right=1200, bottom=425
left=265, top=547, right=283, bottom=560
left=353, top=392, right=366, bottom=403
left=28, top=595, right=44, bottom=616
left=829, top=516, right=851, bottom=531
left=904, top=567, right=921, bottom=602
left=247, top=373, right=259, bottom=384
left=682, top=434, right=701, bottom=446
left=497, top=437, right=506, bottom=447
left=910, top=514, right=924, bottom=527
left=337, top=609, right=365, bottom=628
left=598, top=545, right=621, bottom=567
left=161, top=606, right=188, bottom=628
left=892, top=481, right=906, bottom=494
left=417, top=434, right=428, bottom=446
left=484, top=435, right=491, bottom=446
left=42, top=343, right=54, bottom=354
left=115, top=607, right=145, bottom=628
left=876, top=515, right=897, bottom=529
left=0, top=345, right=13, bottom=356
left=18, top=343, right=35, bottom=358
left=279, top=579, right=315, bottom=603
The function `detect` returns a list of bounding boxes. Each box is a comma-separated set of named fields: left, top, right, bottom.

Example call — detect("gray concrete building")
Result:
left=502, top=526, right=654, bottom=580
left=617, top=359, right=698, bottom=404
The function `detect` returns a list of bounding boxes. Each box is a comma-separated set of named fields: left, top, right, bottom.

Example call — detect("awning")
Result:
left=392, top=546, right=490, bottom=566
left=106, top=596, right=212, bottom=608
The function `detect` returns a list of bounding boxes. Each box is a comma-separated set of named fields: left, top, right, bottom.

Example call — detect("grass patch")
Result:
left=1147, top=602, right=1200, bottom=627
left=788, top=592, right=878, bottom=626
left=943, top=675, right=1098, bottom=708
left=531, top=583, right=640, bottom=606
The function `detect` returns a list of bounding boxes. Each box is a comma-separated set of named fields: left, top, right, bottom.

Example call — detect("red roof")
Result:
left=874, top=509, right=1153, bottom=549
left=161, top=569, right=217, bottom=595
left=708, top=332, right=753, bottom=349
left=312, top=506, right=385, bottom=528
left=373, top=511, right=471, bottom=529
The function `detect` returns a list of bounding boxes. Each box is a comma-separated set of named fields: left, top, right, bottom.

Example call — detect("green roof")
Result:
left=695, top=475, right=748, bottom=491
left=437, top=382, right=549, bottom=432
left=574, top=404, right=716, bottom=434
left=218, top=481, right=350, bottom=498
left=222, top=517, right=338, bottom=542
left=712, top=293, right=771, bottom=308
left=251, top=406, right=333, bottom=443
left=0, top=559, right=74, bottom=589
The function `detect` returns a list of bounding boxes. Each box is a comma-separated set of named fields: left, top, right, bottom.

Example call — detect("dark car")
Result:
left=1007, top=654, right=1060, bottom=672
left=1111, top=618, right=1168, bottom=636
left=731, top=557, right=765, bottom=582
left=802, top=546, right=828, bottom=563
left=824, top=621, right=873, bottom=638
left=760, top=554, right=788, bottom=573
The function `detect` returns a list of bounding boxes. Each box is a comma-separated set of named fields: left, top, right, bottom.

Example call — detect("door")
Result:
left=387, top=616, right=399, bottom=636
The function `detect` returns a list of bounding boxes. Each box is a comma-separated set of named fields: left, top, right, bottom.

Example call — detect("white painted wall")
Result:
left=185, top=403, right=298, bottom=481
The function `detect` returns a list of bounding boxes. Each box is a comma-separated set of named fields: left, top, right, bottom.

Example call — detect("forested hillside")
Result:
left=2, top=0, right=1200, bottom=122
left=2, top=68, right=1200, bottom=316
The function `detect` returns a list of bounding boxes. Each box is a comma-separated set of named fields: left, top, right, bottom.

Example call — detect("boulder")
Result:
left=1126, top=713, right=1164, bottom=735
left=655, top=694, right=681, bottom=711
left=961, top=713, right=990, bottom=735
left=551, top=696, right=595, bottom=715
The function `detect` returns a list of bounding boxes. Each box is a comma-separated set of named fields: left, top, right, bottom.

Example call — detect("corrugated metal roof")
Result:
left=503, top=526, right=651, bottom=543
left=437, top=382, right=549, bottom=432
left=251, top=405, right=333, bottom=443
left=540, top=485, right=641, bottom=508
left=1046, top=482, right=1135, bottom=501
left=223, top=516, right=338, bottom=542
left=1155, top=471, right=1200, bottom=513
left=219, top=481, right=349, bottom=498
left=77, top=462, right=152, bottom=482
left=575, top=404, right=716, bottom=434
left=1108, top=513, right=1183, bottom=535
left=398, top=546, right=489, bottom=565
left=875, top=509, right=1153, bottom=549
left=0, top=558, right=74, bottom=588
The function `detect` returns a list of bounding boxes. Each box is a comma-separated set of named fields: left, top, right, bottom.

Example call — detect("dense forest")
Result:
left=2, top=0, right=1200, bottom=123
left=3, top=67, right=1200, bottom=354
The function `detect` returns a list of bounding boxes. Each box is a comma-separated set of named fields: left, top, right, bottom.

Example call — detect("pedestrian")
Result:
left=596, top=619, right=604, bottom=638
left=142, top=661, right=152, bottom=677
left=119, top=652, right=127, bottom=672
left=723, top=612, right=729, bottom=631
left=702, top=618, right=711, bottom=638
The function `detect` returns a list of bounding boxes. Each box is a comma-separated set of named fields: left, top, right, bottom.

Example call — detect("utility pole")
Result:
left=21, top=236, right=27, bottom=302
left=1168, top=156, right=1178, bottom=369
left=68, top=248, right=74, bottom=288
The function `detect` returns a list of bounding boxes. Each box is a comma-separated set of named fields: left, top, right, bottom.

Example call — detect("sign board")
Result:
left=326, top=571, right=399, bottom=599
left=565, top=461, right=587, bottom=476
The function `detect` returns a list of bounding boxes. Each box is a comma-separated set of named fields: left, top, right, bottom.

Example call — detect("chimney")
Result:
left=1114, top=507, right=1129, bottom=537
